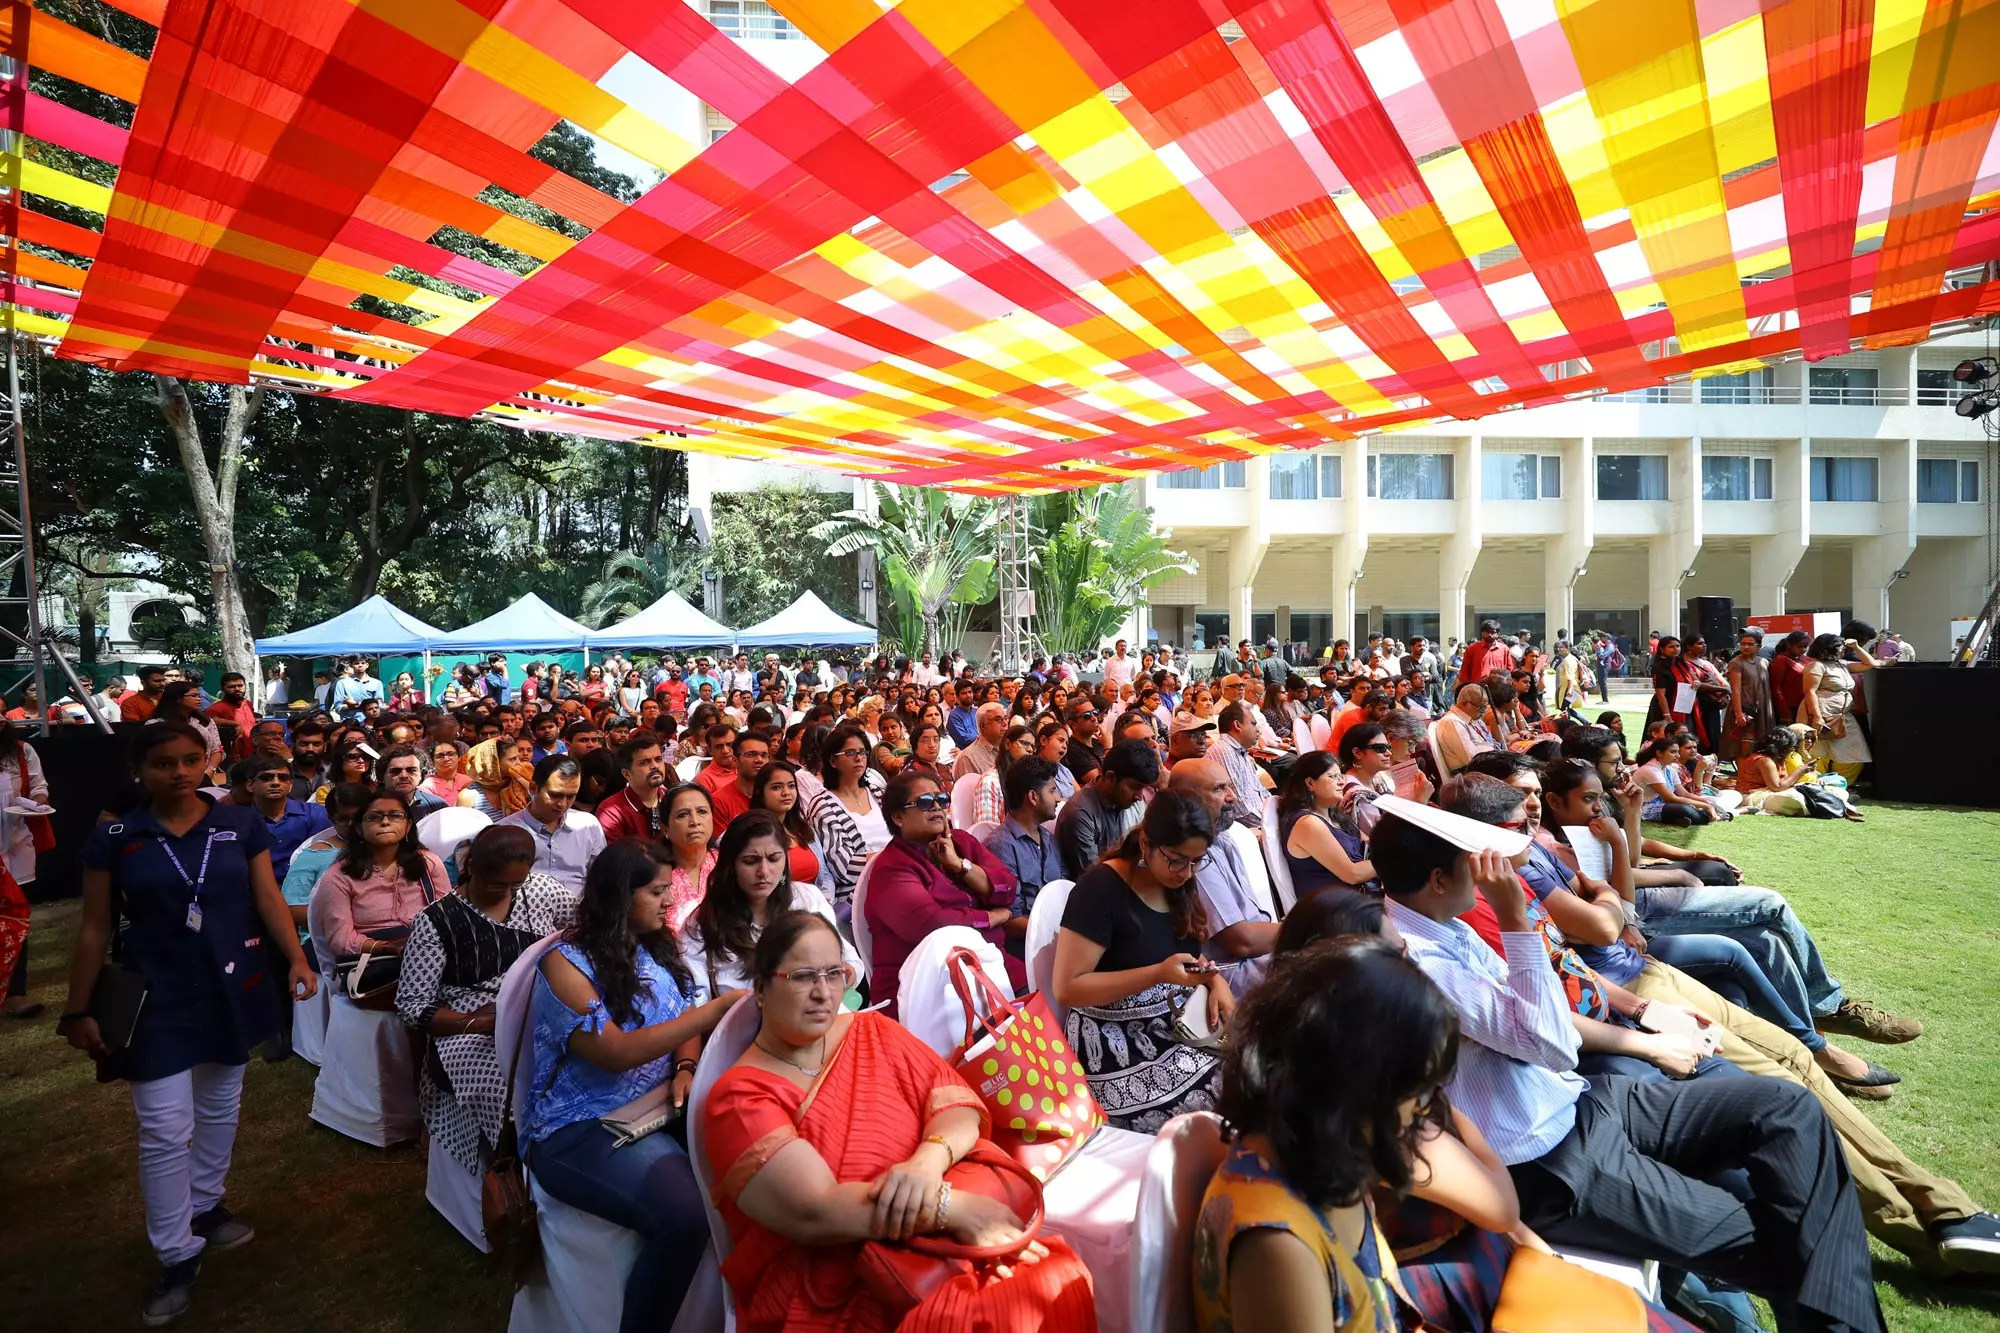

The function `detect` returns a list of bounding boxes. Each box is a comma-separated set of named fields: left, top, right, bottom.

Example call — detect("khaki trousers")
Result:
left=1629, top=961, right=1976, bottom=1260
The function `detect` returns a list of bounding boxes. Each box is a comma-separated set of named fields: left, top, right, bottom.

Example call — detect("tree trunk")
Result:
left=155, top=376, right=264, bottom=703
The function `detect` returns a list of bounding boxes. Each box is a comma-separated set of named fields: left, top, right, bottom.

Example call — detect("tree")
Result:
left=1028, top=487, right=1194, bottom=655
left=811, top=485, right=997, bottom=655
left=708, top=482, right=859, bottom=628
left=580, top=534, right=701, bottom=627
left=151, top=376, right=263, bottom=685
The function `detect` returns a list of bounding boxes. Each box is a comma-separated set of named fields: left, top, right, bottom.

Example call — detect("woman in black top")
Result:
left=1052, top=791, right=1231, bottom=1133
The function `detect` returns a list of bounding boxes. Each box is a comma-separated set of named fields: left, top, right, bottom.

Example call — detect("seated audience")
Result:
left=680, top=811, right=852, bottom=998
left=1053, top=791, right=1229, bottom=1133
left=806, top=723, right=889, bottom=908
left=1053, top=737, right=1159, bottom=879
left=1631, top=737, right=1728, bottom=824
left=525, top=841, right=745, bottom=1333
left=282, top=782, right=373, bottom=959
left=981, top=756, right=1067, bottom=955
left=752, top=759, right=832, bottom=893
left=457, top=736, right=533, bottom=817
left=862, top=771, right=1021, bottom=1016
left=497, top=755, right=605, bottom=897
left=971, top=722, right=1036, bottom=827
left=1431, top=684, right=1496, bottom=775
left=1276, top=751, right=1376, bottom=898
left=707, top=727, right=772, bottom=833
left=396, top=825, right=573, bottom=1172
left=701, top=911, right=1093, bottom=1332
left=1170, top=759, right=1277, bottom=994
left=307, top=791, right=450, bottom=962
left=1034, top=719, right=1078, bottom=801
left=595, top=735, right=674, bottom=843
left=311, top=741, right=377, bottom=805
left=1736, top=728, right=1862, bottom=820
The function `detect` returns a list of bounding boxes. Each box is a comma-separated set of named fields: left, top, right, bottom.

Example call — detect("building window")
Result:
left=1699, top=369, right=1772, bottom=403
left=1481, top=453, right=1540, bottom=500
left=1702, top=455, right=1751, bottom=501
left=1320, top=455, right=1342, bottom=498
left=1753, top=457, right=1773, bottom=500
left=1596, top=454, right=1669, bottom=500
left=1809, top=456, right=1878, bottom=501
left=1808, top=366, right=1878, bottom=405
left=1917, top=368, right=1966, bottom=405
left=1270, top=454, right=1319, bottom=500
left=1160, top=461, right=1248, bottom=490
left=1918, top=458, right=1960, bottom=503
left=708, top=0, right=797, bottom=39
left=1368, top=453, right=1454, bottom=499
left=1964, top=460, right=1981, bottom=502
left=1540, top=455, right=1561, bottom=498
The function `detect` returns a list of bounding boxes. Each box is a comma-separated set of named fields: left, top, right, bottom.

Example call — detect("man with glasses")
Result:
left=499, top=755, right=604, bottom=896
left=951, top=702, right=1009, bottom=781
left=379, top=744, right=446, bottom=819
left=1062, top=700, right=1104, bottom=786
left=595, top=736, right=673, bottom=843
left=1169, top=758, right=1276, bottom=994
left=1212, top=703, right=1267, bottom=831
left=1055, top=739, right=1160, bottom=879
left=709, top=729, right=773, bottom=833
left=233, top=756, right=330, bottom=883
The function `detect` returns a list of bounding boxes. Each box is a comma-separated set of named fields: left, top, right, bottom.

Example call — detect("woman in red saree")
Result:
left=703, top=911, right=1096, bottom=1333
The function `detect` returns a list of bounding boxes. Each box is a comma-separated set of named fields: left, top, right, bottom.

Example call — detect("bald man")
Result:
left=1169, top=758, right=1279, bottom=994
left=1433, top=683, right=1498, bottom=776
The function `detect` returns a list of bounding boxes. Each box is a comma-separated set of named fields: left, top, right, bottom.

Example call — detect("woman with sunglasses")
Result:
left=1331, top=722, right=1396, bottom=837
left=1052, top=790, right=1229, bottom=1133
left=702, top=911, right=1091, bottom=1333
left=862, top=772, right=1021, bottom=1017
left=1276, top=751, right=1377, bottom=902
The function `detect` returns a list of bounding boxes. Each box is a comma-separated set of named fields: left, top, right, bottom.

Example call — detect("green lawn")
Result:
left=3, top=761, right=1999, bottom=1330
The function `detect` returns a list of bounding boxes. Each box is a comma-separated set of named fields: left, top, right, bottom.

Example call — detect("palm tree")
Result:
left=580, top=535, right=702, bottom=628
left=1029, top=487, right=1194, bottom=655
left=811, top=485, right=997, bottom=655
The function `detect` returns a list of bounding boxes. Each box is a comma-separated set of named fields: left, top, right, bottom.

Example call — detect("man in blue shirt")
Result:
left=528, top=710, right=569, bottom=764
left=946, top=679, right=981, bottom=749
left=685, top=656, right=723, bottom=699
left=983, top=758, right=1064, bottom=958
left=479, top=655, right=512, bottom=706
left=236, top=755, right=330, bottom=881
left=329, top=657, right=384, bottom=721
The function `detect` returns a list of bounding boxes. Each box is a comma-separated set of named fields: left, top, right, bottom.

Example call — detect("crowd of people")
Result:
left=24, top=623, right=1995, bottom=1333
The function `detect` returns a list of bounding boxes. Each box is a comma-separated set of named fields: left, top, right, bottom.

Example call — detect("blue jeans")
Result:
left=529, top=1119, right=709, bottom=1333
left=1638, top=883, right=1843, bottom=1019
left=1645, top=934, right=1826, bottom=1052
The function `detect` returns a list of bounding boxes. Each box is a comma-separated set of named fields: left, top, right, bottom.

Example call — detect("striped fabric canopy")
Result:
left=6, top=0, right=2000, bottom=493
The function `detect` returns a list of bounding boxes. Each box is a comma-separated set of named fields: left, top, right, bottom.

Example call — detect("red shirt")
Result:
left=695, top=762, right=736, bottom=796
left=204, top=698, right=258, bottom=759
left=709, top=778, right=752, bottom=832
left=1457, top=639, right=1505, bottom=687
left=656, top=679, right=689, bottom=716
left=120, top=692, right=160, bottom=722
left=1769, top=653, right=1805, bottom=725
left=595, top=787, right=666, bottom=843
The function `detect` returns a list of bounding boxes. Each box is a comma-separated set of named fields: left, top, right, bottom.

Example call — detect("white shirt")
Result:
left=1102, top=653, right=1137, bottom=691
left=680, top=881, right=859, bottom=1000
left=912, top=662, right=945, bottom=687
left=0, top=745, right=48, bottom=884
left=1386, top=900, right=1585, bottom=1166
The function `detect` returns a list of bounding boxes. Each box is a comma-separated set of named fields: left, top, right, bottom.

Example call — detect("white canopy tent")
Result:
left=586, top=591, right=735, bottom=650
left=732, top=590, right=878, bottom=648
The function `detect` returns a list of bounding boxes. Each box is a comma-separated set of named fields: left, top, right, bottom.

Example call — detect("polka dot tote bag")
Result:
left=944, top=946, right=1105, bottom=1181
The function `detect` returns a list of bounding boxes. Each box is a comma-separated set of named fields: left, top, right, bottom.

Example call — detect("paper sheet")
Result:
left=1389, top=759, right=1428, bottom=801
left=1562, top=826, right=1613, bottom=883
left=1673, top=682, right=1697, bottom=714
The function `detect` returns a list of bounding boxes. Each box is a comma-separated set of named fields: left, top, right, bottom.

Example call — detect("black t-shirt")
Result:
left=1061, top=863, right=1199, bottom=974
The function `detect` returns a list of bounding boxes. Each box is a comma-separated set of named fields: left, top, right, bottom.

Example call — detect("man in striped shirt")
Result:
left=1369, top=795, right=1883, bottom=1333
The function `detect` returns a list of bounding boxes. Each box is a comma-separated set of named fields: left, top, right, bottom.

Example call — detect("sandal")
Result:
left=1828, top=1062, right=1900, bottom=1100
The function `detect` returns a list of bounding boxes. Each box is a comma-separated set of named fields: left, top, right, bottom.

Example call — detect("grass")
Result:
left=2, top=699, right=1997, bottom=1331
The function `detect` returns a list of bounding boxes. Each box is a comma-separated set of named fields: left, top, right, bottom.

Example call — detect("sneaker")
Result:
left=1936, top=1212, right=2000, bottom=1274
left=1817, top=998, right=1923, bottom=1044
left=141, top=1257, right=200, bottom=1327
left=191, top=1205, right=254, bottom=1252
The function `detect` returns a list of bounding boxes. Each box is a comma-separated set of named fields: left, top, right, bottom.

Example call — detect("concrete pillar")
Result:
left=1851, top=437, right=1916, bottom=631
left=1543, top=436, right=1594, bottom=643
left=1332, top=437, right=1369, bottom=644
left=1750, top=438, right=1809, bottom=615
left=1439, top=435, right=1483, bottom=643
left=1225, top=456, right=1271, bottom=648
left=1649, top=437, right=1704, bottom=635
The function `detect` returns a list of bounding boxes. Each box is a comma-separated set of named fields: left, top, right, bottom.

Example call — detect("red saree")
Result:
left=704, top=1011, right=1097, bottom=1333
left=0, top=866, right=27, bottom=1006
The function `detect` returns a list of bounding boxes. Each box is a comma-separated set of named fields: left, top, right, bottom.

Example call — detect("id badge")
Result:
left=186, top=903, right=204, bottom=933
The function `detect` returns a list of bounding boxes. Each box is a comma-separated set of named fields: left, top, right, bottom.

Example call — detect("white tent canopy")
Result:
left=733, top=590, right=878, bottom=648
left=427, top=592, right=594, bottom=653
left=586, top=591, right=736, bottom=650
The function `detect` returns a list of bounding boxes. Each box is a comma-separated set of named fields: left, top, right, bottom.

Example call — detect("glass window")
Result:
left=1597, top=454, right=1669, bottom=501
left=1699, top=370, right=1771, bottom=403
left=1319, top=454, right=1342, bottom=498
left=1251, top=613, right=1276, bottom=646
left=1270, top=454, right=1319, bottom=500
left=1373, top=453, right=1454, bottom=499
left=1964, top=460, right=1981, bottom=502
left=1808, top=456, right=1878, bottom=501
left=1194, top=612, right=1230, bottom=649
left=1481, top=453, right=1540, bottom=500
left=1289, top=613, right=1332, bottom=649
left=1702, top=455, right=1751, bottom=501
left=1160, top=462, right=1248, bottom=490
left=1753, top=457, right=1773, bottom=500
left=1540, top=455, right=1561, bottom=499
left=1808, top=366, right=1878, bottom=405
left=1917, top=368, right=1963, bottom=405
left=1918, top=458, right=1960, bottom=503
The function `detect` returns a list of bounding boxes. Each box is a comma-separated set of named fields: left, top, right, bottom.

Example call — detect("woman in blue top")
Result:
left=59, top=724, right=316, bottom=1327
left=527, top=839, right=744, bottom=1333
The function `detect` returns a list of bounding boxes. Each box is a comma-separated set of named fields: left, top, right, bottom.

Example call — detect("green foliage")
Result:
left=812, top=484, right=996, bottom=654
left=580, top=535, right=702, bottom=627
left=1028, top=487, right=1194, bottom=655
left=708, top=482, right=859, bottom=628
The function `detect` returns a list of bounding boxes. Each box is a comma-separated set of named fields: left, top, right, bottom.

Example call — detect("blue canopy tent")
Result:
left=587, top=591, right=735, bottom=650
left=428, top=593, right=594, bottom=654
left=733, top=591, right=878, bottom=648
left=253, top=594, right=446, bottom=655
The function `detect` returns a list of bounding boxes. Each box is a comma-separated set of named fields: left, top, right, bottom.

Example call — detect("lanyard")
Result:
left=158, top=829, right=219, bottom=908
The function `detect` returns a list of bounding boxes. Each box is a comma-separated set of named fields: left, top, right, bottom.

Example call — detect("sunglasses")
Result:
left=906, top=793, right=950, bottom=813
left=1360, top=742, right=1392, bottom=754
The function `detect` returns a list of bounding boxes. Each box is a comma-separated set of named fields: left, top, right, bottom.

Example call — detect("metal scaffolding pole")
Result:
left=995, top=496, right=1033, bottom=674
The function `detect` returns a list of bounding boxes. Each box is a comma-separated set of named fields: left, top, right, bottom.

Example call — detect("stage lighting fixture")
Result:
left=1953, top=388, right=2000, bottom=420
left=1952, top=357, right=1998, bottom=384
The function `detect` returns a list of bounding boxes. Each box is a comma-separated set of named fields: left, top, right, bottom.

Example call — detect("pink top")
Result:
left=422, top=773, right=473, bottom=802
left=666, top=849, right=716, bottom=934
left=307, top=849, right=450, bottom=958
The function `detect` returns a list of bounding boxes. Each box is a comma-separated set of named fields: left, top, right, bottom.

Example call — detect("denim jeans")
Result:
left=529, top=1119, right=709, bottom=1333
left=1638, top=883, right=1843, bottom=1019
left=1645, top=934, right=1826, bottom=1052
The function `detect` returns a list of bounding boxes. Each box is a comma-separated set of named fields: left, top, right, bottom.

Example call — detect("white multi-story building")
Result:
left=1139, top=336, right=1997, bottom=660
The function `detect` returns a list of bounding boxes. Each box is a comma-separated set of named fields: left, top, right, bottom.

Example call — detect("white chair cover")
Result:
left=1259, top=796, right=1297, bottom=913
left=417, top=806, right=491, bottom=874
left=1426, top=718, right=1451, bottom=777
left=1025, top=878, right=1075, bottom=1026
left=686, top=994, right=764, bottom=1332
left=426, top=1131, right=489, bottom=1252
left=292, top=963, right=330, bottom=1067
left=1129, top=1113, right=1227, bottom=1333
left=1309, top=714, right=1332, bottom=748
left=309, top=978, right=420, bottom=1147
left=1293, top=717, right=1316, bottom=754
left=677, top=755, right=709, bottom=782
left=850, top=856, right=879, bottom=980
left=897, top=926, right=1013, bottom=1058
left=949, top=773, right=983, bottom=828
left=1042, top=1125, right=1150, bottom=1333
left=963, top=819, right=999, bottom=844
left=1222, top=822, right=1274, bottom=920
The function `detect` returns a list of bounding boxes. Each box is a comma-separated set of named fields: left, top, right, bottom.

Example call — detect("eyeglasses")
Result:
left=834, top=747, right=869, bottom=760
left=1152, top=847, right=1213, bottom=874
left=362, top=811, right=409, bottom=825
left=904, top=792, right=950, bottom=813
left=774, top=964, right=854, bottom=991
left=1359, top=742, right=1392, bottom=754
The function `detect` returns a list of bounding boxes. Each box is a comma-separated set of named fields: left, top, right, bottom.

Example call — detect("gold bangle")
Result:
left=924, top=1133, right=954, bottom=1167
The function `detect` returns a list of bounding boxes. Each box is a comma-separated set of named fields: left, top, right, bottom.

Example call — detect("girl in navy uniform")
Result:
left=58, top=723, right=316, bottom=1327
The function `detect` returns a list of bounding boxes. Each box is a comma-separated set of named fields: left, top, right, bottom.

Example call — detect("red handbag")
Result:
left=944, top=947, right=1104, bottom=1181
left=851, top=1145, right=1046, bottom=1316
left=16, top=756, right=53, bottom=855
